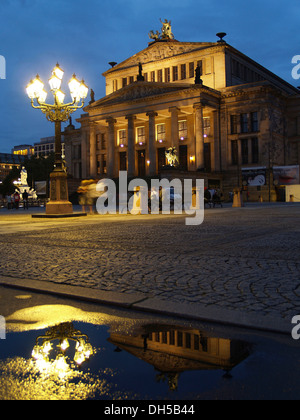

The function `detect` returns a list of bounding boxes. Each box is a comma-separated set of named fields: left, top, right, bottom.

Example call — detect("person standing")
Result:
left=13, top=191, right=20, bottom=210
left=22, top=190, right=29, bottom=210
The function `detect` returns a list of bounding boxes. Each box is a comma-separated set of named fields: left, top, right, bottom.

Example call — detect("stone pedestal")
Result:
left=46, top=170, right=73, bottom=215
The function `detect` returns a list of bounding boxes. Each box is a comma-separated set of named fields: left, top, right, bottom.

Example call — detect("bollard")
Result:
left=232, top=189, right=243, bottom=208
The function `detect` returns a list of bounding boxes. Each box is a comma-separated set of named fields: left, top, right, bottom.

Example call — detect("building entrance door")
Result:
left=179, top=145, right=188, bottom=170
left=119, top=152, right=127, bottom=171
left=137, top=150, right=145, bottom=177
left=157, top=147, right=166, bottom=170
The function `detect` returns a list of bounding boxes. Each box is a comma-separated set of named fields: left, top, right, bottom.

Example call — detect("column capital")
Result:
left=125, top=114, right=136, bottom=121
left=106, top=117, right=117, bottom=125
left=106, top=117, right=117, bottom=124
left=169, top=106, right=180, bottom=114
left=146, top=111, right=158, bottom=118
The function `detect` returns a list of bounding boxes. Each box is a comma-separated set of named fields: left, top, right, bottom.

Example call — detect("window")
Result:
left=252, top=137, right=259, bottom=163
left=165, top=68, right=170, bottom=82
left=122, top=77, right=127, bottom=88
left=136, top=127, right=145, bottom=144
left=150, top=71, right=155, bottom=82
left=197, top=60, right=203, bottom=76
left=203, top=117, right=210, bottom=137
left=189, top=62, right=194, bottom=78
left=97, top=133, right=106, bottom=150
left=231, top=140, right=238, bottom=165
left=178, top=120, right=187, bottom=140
left=251, top=112, right=259, bottom=132
left=118, top=129, right=127, bottom=146
left=241, top=138, right=248, bottom=164
left=177, top=331, right=183, bottom=347
left=129, top=76, right=134, bottom=84
left=230, top=115, right=238, bottom=134
left=157, top=69, right=163, bottom=82
left=156, top=123, right=166, bottom=142
left=181, top=64, right=186, bottom=80
left=172, top=66, right=178, bottom=81
left=240, top=113, right=248, bottom=133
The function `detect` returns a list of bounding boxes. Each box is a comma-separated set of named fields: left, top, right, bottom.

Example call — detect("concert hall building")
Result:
left=64, top=23, right=300, bottom=200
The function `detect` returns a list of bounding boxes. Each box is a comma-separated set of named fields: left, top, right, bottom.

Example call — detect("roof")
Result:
left=0, top=153, right=25, bottom=164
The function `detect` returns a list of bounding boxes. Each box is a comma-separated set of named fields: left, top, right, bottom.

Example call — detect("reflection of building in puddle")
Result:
left=109, top=326, right=250, bottom=391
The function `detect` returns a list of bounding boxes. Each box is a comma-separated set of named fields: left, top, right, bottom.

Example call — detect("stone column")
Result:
left=169, top=107, right=180, bottom=150
left=213, top=109, right=221, bottom=172
left=81, top=129, right=88, bottom=179
left=106, top=118, right=116, bottom=178
left=126, top=115, right=136, bottom=177
left=89, top=124, right=97, bottom=178
left=146, top=111, right=157, bottom=176
left=194, top=103, right=204, bottom=170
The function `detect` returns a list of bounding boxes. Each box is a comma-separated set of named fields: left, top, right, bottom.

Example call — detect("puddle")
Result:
left=0, top=290, right=300, bottom=400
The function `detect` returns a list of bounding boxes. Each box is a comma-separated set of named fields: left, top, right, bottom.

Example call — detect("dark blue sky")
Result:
left=0, top=0, right=299, bottom=153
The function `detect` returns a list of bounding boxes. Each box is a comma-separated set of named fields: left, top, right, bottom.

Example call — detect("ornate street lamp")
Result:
left=26, top=64, right=88, bottom=214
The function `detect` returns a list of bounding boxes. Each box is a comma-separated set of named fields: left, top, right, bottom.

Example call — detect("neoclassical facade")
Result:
left=64, top=27, right=300, bottom=199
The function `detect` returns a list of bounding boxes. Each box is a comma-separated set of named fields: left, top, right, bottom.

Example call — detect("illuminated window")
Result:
left=203, top=117, right=210, bottom=137
left=136, top=127, right=145, bottom=145
left=178, top=120, right=187, bottom=141
left=118, top=129, right=127, bottom=147
left=156, top=123, right=166, bottom=143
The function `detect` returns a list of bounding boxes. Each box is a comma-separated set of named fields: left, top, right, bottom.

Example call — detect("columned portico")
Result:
left=146, top=111, right=157, bottom=175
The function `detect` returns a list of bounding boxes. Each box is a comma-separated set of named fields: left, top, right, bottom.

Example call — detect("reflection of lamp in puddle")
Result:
left=32, top=322, right=94, bottom=375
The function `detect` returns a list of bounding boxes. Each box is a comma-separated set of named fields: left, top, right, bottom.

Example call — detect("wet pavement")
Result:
left=0, top=204, right=299, bottom=333
left=0, top=286, right=300, bottom=401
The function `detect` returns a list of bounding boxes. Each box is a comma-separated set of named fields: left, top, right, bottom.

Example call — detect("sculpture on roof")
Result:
left=149, top=19, right=174, bottom=41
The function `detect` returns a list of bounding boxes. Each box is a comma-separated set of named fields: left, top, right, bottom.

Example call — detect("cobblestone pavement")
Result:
left=0, top=204, right=299, bottom=323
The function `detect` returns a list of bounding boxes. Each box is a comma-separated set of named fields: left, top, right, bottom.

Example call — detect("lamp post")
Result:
left=26, top=64, right=88, bottom=215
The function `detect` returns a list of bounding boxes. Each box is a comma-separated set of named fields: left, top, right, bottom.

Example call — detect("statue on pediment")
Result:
left=149, top=19, right=174, bottom=41
left=160, top=19, right=174, bottom=40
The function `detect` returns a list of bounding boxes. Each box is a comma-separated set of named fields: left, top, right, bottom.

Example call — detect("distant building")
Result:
left=0, top=153, right=25, bottom=181
left=34, top=136, right=65, bottom=159
left=12, top=144, right=34, bottom=156
left=62, top=23, right=300, bottom=200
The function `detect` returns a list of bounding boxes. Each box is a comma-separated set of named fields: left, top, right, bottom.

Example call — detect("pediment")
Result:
left=103, top=41, right=215, bottom=75
left=86, top=81, right=193, bottom=109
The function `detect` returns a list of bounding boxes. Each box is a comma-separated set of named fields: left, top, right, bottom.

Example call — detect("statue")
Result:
left=160, top=19, right=174, bottom=40
left=20, top=167, right=28, bottom=186
left=195, top=64, right=203, bottom=85
left=137, top=62, right=145, bottom=81
left=149, top=19, right=174, bottom=41
left=89, top=89, right=95, bottom=104
left=165, top=147, right=179, bottom=167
